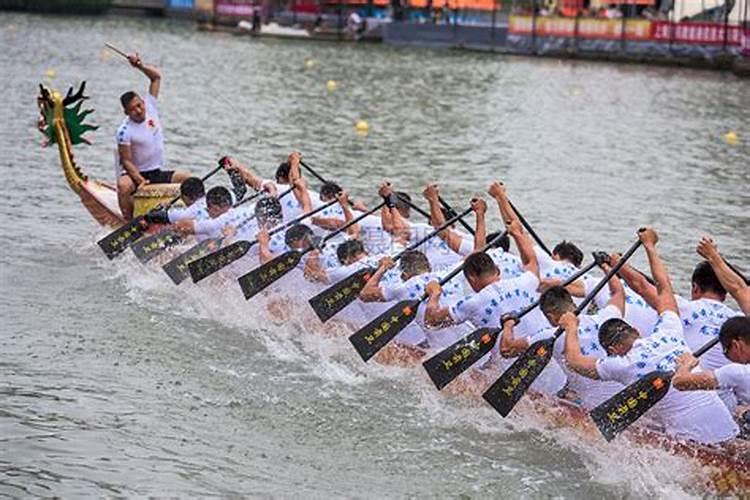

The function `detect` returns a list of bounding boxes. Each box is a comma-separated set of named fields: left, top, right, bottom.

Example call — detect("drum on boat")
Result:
left=133, top=183, right=182, bottom=217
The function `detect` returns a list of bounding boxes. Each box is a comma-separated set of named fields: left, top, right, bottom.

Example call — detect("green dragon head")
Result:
left=38, top=81, right=98, bottom=146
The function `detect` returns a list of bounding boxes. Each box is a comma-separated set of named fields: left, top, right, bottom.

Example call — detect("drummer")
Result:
left=115, top=53, right=189, bottom=220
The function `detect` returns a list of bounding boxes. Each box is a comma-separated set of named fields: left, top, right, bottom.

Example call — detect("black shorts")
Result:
left=141, top=169, right=175, bottom=184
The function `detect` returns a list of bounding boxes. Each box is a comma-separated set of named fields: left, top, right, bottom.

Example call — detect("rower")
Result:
left=359, top=251, right=468, bottom=349
left=143, top=176, right=208, bottom=225
left=115, top=53, right=190, bottom=220
left=613, top=253, right=742, bottom=411
left=499, top=274, right=627, bottom=409
left=562, top=228, right=738, bottom=445
left=674, top=317, right=750, bottom=422
left=422, top=183, right=480, bottom=257
left=171, top=186, right=234, bottom=241
left=696, top=236, right=750, bottom=315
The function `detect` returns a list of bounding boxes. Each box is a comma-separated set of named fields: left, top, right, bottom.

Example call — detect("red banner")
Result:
left=215, top=0, right=254, bottom=16
left=651, top=21, right=742, bottom=46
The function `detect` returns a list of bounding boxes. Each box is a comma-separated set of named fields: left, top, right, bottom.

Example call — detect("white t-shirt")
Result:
left=168, top=198, right=208, bottom=223
left=586, top=277, right=660, bottom=336
left=408, top=222, right=463, bottom=274
left=528, top=305, right=624, bottom=409
left=115, top=93, right=165, bottom=177
left=382, top=270, right=465, bottom=349
left=449, top=271, right=540, bottom=330
left=486, top=248, right=525, bottom=279
left=193, top=204, right=255, bottom=242
left=715, top=363, right=750, bottom=406
left=358, top=213, right=393, bottom=256
left=596, top=311, right=738, bottom=444
left=273, top=182, right=303, bottom=222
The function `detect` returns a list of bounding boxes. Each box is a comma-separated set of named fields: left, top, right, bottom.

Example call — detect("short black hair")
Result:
left=336, top=239, right=365, bottom=265
left=486, top=231, right=510, bottom=252
left=320, top=182, right=341, bottom=201
left=275, top=162, right=291, bottom=182
left=599, top=318, right=638, bottom=353
left=254, top=197, right=283, bottom=225
left=691, top=261, right=726, bottom=298
left=399, top=250, right=431, bottom=277
left=463, top=252, right=498, bottom=279
left=120, top=91, right=138, bottom=109
left=285, top=224, right=313, bottom=247
left=719, top=316, right=749, bottom=351
left=206, top=186, right=232, bottom=208
left=553, top=240, right=583, bottom=267
left=440, top=205, right=458, bottom=221
left=539, top=286, right=576, bottom=318
left=180, top=177, right=205, bottom=202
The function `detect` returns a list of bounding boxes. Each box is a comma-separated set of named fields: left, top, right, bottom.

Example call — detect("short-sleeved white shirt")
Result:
left=586, top=277, right=660, bottom=336
left=596, top=311, right=737, bottom=444
left=715, top=363, right=750, bottom=406
left=358, top=214, right=393, bottom=256
left=486, top=248, right=525, bottom=279
left=408, top=222, right=463, bottom=273
left=273, top=182, right=303, bottom=222
left=168, top=198, right=208, bottom=224
left=115, top=94, right=165, bottom=177
left=449, top=271, right=539, bottom=330
left=529, top=305, right=624, bottom=409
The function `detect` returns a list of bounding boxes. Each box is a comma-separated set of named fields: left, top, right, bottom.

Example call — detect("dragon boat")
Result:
left=39, top=83, right=749, bottom=495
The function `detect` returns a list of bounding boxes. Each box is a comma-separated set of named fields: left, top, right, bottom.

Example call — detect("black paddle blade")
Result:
left=482, top=337, right=555, bottom=417
left=348, top=300, right=420, bottom=362
left=590, top=370, right=673, bottom=442
left=97, top=216, right=147, bottom=259
left=237, top=250, right=302, bottom=300
left=308, top=267, right=375, bottom=323
left=423, top=327, right=500, bottom=391
left=131, top=229, right=183, bottom=263
left=188, top=240, right=252, bottom=283
left=162, top=238, right=222, bottom=285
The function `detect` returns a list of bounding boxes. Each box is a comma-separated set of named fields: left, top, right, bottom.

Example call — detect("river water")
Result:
left=1, top=11, right=749, bottom=498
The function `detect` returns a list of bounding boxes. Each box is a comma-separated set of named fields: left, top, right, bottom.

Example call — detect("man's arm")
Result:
left=257, top=228, right=273, bottom=264
left=303, top=250, right=328, bottom=283
left=424, top=281, right=454, bottom=327
left=639, top=228, right=678, bottom=314
left=292, top=178, right=312, bottom=214
left=472, top=198, right=487, bottom=251
left=118, top=144, right=147, bottom=189
left=672, top=353, right=719, bottom=391
left=338, top=192, right=359, bottom=238
left=488, top=181, right=518, bottom=227
left=128, top=53, right=161, bottom=98
left=359, top=258, right=393, bottom=302
left=499, top=317, right=529, bottom=358
left=698, top=237, right=750, bottom=315
left=423, top=184, right=463, bottom=253
left=506, top=219, right=539, bottom=278
left=561, top=312, right=601, bottom=380
left=602, top=262, right=626, bottom=315
left=224, top=157, right=265, bottom=191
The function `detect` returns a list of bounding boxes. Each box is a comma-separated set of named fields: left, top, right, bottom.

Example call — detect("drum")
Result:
left=133, top=183, right=182, bottom=217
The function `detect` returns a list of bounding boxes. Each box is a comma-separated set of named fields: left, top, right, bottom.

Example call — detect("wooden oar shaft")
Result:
left=693, top=336, right=721, bottom=358
left=438, top=196, right=476, bottom=236
left=393, top=206, right=473, bottom=262
left=508, top=199, right=551, bottom=256
left=105, top=42, right=129, bottom=59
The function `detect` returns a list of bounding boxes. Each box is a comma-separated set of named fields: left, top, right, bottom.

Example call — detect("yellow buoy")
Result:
left=355, top=120, right=369, bottom=134
left=326, top=80, right=337, bottom=92
left=100, top=48, right=112, bottom=61
left=44, top=69, right=56, bottom=79
left=723, top=131, right=738, bottom=145
left=304, top=58, right=317, bottom=69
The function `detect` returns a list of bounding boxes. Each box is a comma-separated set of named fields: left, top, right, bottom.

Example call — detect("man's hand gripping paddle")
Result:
left=481, top=238, right=643, bottom=417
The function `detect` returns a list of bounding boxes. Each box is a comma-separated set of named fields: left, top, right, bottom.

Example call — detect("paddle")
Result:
left=508, top=200, right=551, bottom=256
left=482, top=239, right=643, bottom=417
left=186, top=188, right=331, bottom=283
left=238, top=201, right=387, bottom=300
left=97, top=164, right=223, bottom=259
left=131, top=189, right=265, bottom=263
left=589, top=336, right=719, bottom=442
left=308, top=206, right=475, bottom=323
left=423, top=255, right=604, bottom=391
left=438, top=196, right=476, bottom=236
left=347, top=231, right=508, bottom=363
left=299, top=160, right=434, bottom=222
